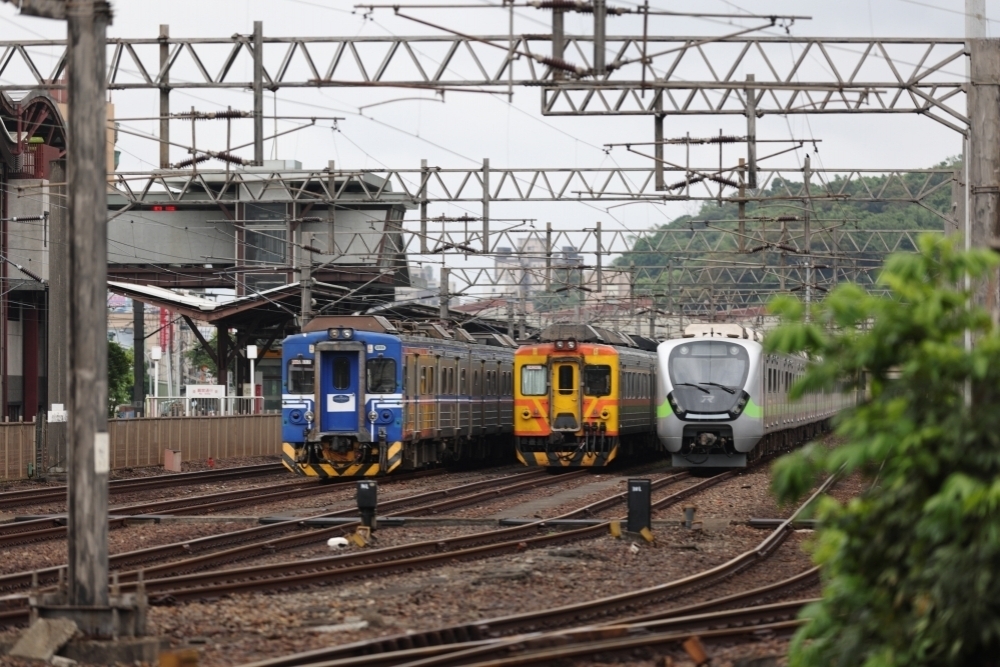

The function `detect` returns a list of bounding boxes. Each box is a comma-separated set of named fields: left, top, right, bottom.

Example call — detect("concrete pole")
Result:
left=654, top=93, right=664, bottom=190
left=159, top=24, right=169, bottom=169
left=481, top=158, right=490, bottom=254
left=253, top=21, right=264, bottom=166
left=968, top=38, right=1000, bottom=321
left=595, top=221, right=602, bottom=292
left=593, top=0, right=606, bottom=74
left=950, top=168, right=965, bottom=237
left=552, top=7, right=564, bottom=80
left=419, top=159, right=428, bottom=253
left=804, top=154, right=812, bottom=309
left=47, top=159, right=67, bottom=469
left=439, top=266, right=450, bottom=321
left=738, top=158, right=746, bottom=253
left=66, top=0, right=111, bottom=618
left=301, top=232, right=313, bottom=328
left=745, top=74, right=757, bottom=189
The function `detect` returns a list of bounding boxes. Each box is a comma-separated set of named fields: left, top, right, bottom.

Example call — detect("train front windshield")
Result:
left=668, top=341, right=749, bottom=413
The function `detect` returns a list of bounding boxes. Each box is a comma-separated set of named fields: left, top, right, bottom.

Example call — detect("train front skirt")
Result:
left=280, top=441, right=404, bottom=477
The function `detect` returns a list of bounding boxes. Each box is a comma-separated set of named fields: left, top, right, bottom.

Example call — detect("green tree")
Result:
left=108, top=340, right=133, bottom=415
left=766, top=234, right=1000, bottom=666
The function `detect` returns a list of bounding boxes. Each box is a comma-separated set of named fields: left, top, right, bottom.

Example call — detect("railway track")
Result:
left=5, top=471, right=697, bottom=612
left=0, top=463, right=285, bottom=510
left=231, top=474, right=834, bottom=667
left=0, top=468, right=455, bottom=548
left=0, top=468, right=595, bottom=625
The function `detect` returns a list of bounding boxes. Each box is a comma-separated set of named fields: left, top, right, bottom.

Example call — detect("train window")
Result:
left=461, top=368, right=467, bottom=394
left=333, top=357, right=351, bottom=390
left=367, top=358, right=396, bottom=393
left=428, top=367, right=435, bottom=394
left=287, top=358, right=314, bottom=394
left=473, top=370, right=480, bottom=395
left=448, top=367, right=455, bottom=394
left=521, top=365, right=547, bottom=395
left=420, top=367, right=427, bottom=394
left=584, top=365, right=611, bottom=397
left=558, top=365, right=575, bottom=395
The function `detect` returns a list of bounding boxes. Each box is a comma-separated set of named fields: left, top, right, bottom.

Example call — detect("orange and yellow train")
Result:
left=514, top=324, right=663, bottom=468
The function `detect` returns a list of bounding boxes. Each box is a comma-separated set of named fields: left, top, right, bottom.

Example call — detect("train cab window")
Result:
left=521, top=365, right=547, bottom=395
left=367, top=358, right=396, bottom=393
left=287, top=358, right=314, bottom=394
left=584, top=365, right=611, bottom=397
left=333, top=357, right=351, bottom=390
left=558, top=365, right=575, bottom=395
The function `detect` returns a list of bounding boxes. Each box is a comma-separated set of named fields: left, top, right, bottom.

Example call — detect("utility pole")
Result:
left=593, top=0, right=606, bottom=74
left=301, top=232, right=314, bottom=328
left=804, top=154, right=813, bottom=311
left=66, top=0, right=112, bottom=626
left=2, top=0, right=146, bottom=641
left=439, top=267, right=450, bottom=321
left=968, top=37, right=1000, bottom=321
left=253, top=20, right=264, bottom=166
left=419, top=159, right=429, bottom=253
left=48, top=158, right=68, bottom=468
left=481, top=158, right=490, bottom=254
left=158, top=24, right=169, bottom=168
left=738, top=158, right=746, bottom=253
left=745, top=74, right=757, bottom=189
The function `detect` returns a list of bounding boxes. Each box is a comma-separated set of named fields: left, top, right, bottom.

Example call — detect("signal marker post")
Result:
left=627, top=479, right=652, bottom=537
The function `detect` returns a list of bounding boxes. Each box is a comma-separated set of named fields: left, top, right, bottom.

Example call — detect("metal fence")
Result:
left=0, top=421, right=37, bottom=481
left=0, top=414, right=281, bottom=481
left=144, top=396, right=273, bottom=417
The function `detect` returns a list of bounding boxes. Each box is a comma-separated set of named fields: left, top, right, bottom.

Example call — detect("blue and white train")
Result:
left=656, top=323, right=854, bottom=468
left=281, top=315, right=516, bottom=478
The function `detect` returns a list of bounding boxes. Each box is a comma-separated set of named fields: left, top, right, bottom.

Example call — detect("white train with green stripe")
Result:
left=656, top=323, right=854, bottom=468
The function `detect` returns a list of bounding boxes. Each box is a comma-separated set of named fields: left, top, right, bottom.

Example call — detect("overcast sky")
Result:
left=0, top=0, right=993, bottom=294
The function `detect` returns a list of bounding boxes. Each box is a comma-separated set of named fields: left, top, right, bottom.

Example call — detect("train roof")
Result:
left=681, top=323, right=762, bottom=342
left=537, top=324, right=644, bottom=348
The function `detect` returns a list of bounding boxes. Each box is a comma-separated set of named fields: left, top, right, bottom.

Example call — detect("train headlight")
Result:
left=667, top=392, right=685, bottom=417
left=304, top=410, right=314, bottom=423
left=369, top=410, right=378, bottom=422
left=567, top=340, right=577, bottom=350
left=555, top=341, right=564, bottom=350
left=342, top=328, right=354, bottom=339
left=728, top=391, right=750, bottom=419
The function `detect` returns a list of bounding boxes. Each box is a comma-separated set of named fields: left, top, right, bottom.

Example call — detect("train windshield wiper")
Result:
left=674, top=382, right=710, bottom=394
left=700, top=382, right=736, bottom=394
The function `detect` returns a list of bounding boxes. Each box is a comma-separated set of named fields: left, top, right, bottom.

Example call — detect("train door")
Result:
left=551, top=360, right=580, bottom=431
left=473, top=363, right=483, bottom=434
left=459, top=362, right=469, bottom=433
left=320, top=351, right=359, bottom=433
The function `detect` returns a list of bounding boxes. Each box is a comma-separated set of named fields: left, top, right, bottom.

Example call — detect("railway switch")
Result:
left=626, top=478, right=651, bottom=534
left=357, top=480, right=378, bottom=530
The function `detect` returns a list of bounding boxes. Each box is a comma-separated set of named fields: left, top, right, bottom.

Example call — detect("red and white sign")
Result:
left=186, top=385, right=226, bottom=399
left=159, top=308, right=171, bottom=350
